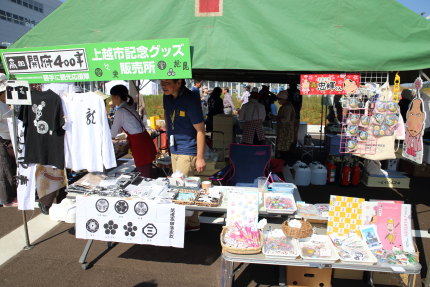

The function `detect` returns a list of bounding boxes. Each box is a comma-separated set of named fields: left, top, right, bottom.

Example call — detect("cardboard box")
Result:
left=372, top=272, right=417, bottom=287
left=398, top=159, right=430, bottom=178
left=286, top=266, right=332, bottom=287
left=333, top=269, right=363, bottom=280
left=361, top=171, right=410, bottom=189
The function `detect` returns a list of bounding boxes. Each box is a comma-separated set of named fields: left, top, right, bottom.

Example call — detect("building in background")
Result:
left=0, top=0, right=62, bottom=48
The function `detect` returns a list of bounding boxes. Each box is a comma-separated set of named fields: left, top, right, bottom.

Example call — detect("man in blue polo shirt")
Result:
left=162, top=79, right=206, bottom=231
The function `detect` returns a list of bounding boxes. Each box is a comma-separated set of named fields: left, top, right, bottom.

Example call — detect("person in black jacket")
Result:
left=205, top=87, right=224, bottom=131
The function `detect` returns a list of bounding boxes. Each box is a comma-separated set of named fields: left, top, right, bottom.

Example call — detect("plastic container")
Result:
left=309, top=161, right=322, bottom=170
left=293, top=160, right=306, bottom=170
left=263, top=229, right=299, bottom=259
left=295, top=164, right=311, bottom=186
left=311, top=164, right=327, bottom=185
left=269, top=182, right=296, bottom=194
left=264, top=193, right=297, bottom=214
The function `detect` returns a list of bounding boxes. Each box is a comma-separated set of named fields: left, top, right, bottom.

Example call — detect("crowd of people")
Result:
left=190, top=80, right=302, bottom=164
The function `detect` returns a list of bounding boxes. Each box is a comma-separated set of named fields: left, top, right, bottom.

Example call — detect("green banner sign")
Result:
left=0, top=38, right=192, bottom=83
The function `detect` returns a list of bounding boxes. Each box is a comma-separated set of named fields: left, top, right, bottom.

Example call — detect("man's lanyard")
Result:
left=170, top=109, right=176, bottom=131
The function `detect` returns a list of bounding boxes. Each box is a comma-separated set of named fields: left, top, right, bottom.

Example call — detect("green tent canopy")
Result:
left=9, top=0, right=430, bottom=82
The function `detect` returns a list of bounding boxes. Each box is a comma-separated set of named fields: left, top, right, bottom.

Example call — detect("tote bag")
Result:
left=353, top=83, right=397, bottom=160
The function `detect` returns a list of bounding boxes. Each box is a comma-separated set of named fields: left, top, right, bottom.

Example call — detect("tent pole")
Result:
left=420, top=70, right=430, bottom=82
left=320, top=96, right=324, bottom=157
left=11, top=105, right=32, bottom=250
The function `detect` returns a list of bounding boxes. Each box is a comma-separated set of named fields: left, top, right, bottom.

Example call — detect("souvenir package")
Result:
left=72, top=173, right=106, bottom=192
left=171, top=187, right=200, bottom=205
left=329, top=234, right=377, bottom=264
left=360, top=225, right=383, bottom=250
left=386, top=251, right=419, bottom=266
left=372, top=249, right=419, bottom=266
left=264, top=192, right=297, bottom=214
left=226, top=190, right=260, bottom=226
left=195, top=188, right=222, bottom=207
left=374, top=202, right=414, bottom=252
left=327, top=195, right=365, bottom=236
left=296, top=202, right=322, bottom=218
left=184, top=176, right=201, bottom=188
left=220, top=223, right=262, bottom=254
left=263, top=228, right=299, bottom=259
left=168, top=177, right=185, bottom=187
left=314, top=203, right=330, bottom=218
left=299, top=234, right=339, bottom=262
left=361, top=201, right=379, bottom=225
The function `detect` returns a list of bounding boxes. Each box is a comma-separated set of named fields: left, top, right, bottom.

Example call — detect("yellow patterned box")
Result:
left=327, top=195, right=365, bottom=236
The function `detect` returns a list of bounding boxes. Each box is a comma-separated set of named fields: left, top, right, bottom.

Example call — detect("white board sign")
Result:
left=75, top=196, right=185, bottom=248
left=6, top=80, right=32, bottom=105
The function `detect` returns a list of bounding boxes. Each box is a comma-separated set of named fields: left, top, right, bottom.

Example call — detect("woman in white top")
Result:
left=110, top=85, right=156, bottom=178
left=0, top=73, right=17, bottom=206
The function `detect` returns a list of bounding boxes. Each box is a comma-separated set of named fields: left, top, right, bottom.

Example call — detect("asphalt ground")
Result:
left=0, top=178, right=429, bottom=287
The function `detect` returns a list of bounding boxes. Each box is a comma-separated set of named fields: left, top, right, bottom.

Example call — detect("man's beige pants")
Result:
left=171, top=154, right=200, bottom=227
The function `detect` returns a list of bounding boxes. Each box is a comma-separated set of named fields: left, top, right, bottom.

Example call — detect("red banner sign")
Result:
left=300, top=74, right=360, bottom=95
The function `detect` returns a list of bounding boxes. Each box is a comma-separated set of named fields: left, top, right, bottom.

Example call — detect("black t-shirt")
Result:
left=19, top=90, right=65, bottom=169
left=6, top=86, right=14, bottom=100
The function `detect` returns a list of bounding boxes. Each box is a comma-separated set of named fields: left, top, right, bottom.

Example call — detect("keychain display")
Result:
left=340, top=80, right=401, bottom=156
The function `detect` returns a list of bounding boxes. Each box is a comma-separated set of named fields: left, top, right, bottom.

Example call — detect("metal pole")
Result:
left=11, top=105, right=32, bottom=250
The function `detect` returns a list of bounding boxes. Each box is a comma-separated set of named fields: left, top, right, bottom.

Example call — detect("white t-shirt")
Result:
left=62, top=92, right=116, bottom=172
left=0, top=101, right=12, bottom=140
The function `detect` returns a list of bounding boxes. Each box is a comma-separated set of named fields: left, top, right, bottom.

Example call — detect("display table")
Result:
left=220, top=224, right=421, bottom=287
left=70, top=158, right=302, bottom=270
left=76, top=189, right=299, bottom=270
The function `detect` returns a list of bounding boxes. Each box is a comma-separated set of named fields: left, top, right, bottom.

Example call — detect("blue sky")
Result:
left=396, top=0, right=430, bottom=16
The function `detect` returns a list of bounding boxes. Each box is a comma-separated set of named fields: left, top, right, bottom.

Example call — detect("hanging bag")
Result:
left=354, top=82, right=397, bottom=160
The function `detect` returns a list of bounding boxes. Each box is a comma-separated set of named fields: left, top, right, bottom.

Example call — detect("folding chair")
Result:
left=209, top=144, right=273, bottom=186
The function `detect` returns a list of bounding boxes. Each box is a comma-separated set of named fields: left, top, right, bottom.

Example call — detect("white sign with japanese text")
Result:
left=75, top=196, right=185, bottom=248
left=2, top=49, right=88, bottom=74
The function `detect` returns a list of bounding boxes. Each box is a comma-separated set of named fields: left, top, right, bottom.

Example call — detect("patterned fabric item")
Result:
left=276, top=103, right=296, bottom=152
left=241, top=120, right=264, bottom=144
